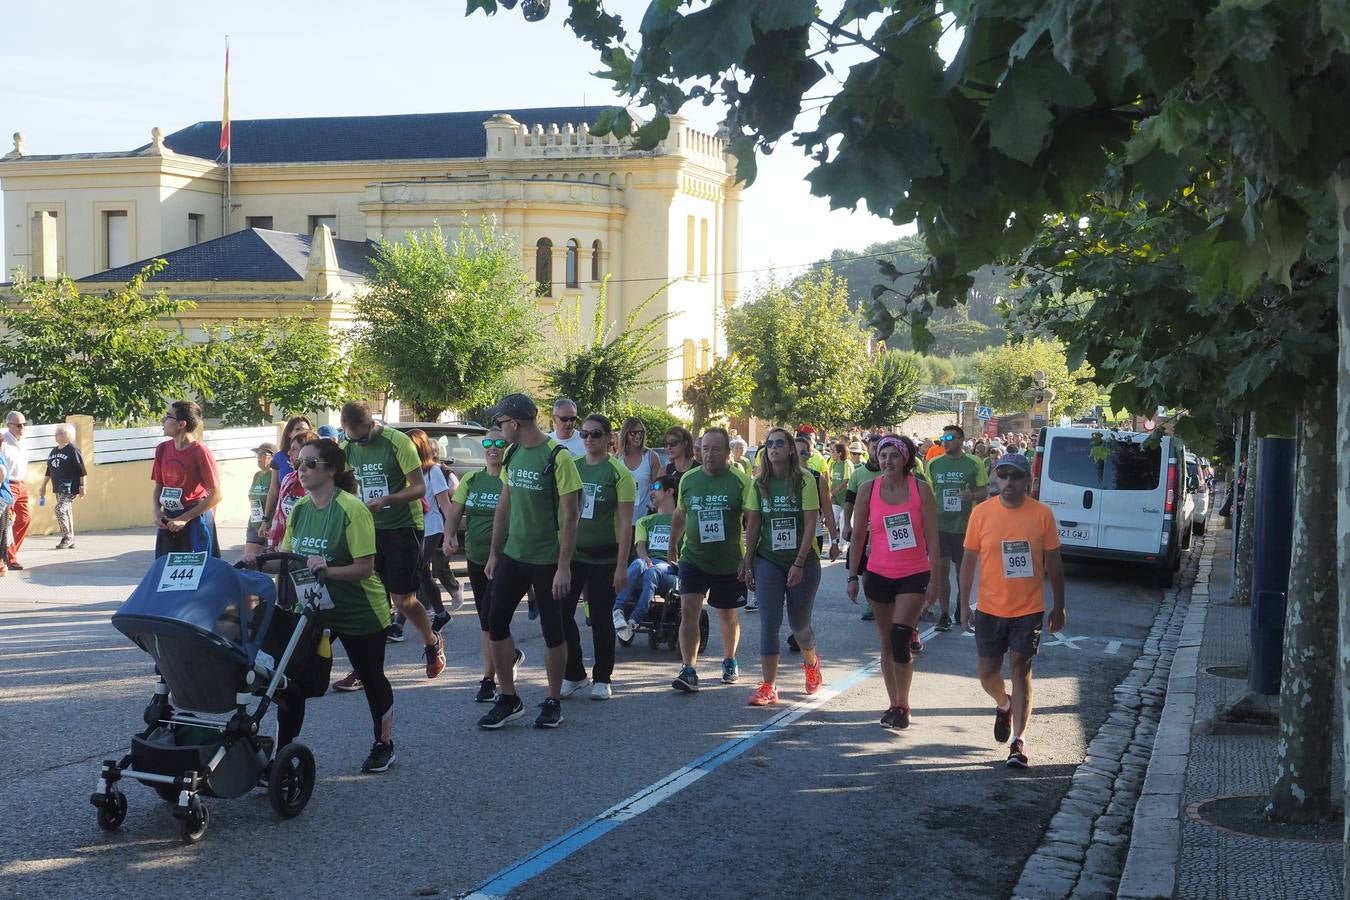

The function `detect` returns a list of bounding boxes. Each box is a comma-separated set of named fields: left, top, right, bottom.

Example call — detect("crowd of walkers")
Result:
left=146, top=393, right=1066, bottom=774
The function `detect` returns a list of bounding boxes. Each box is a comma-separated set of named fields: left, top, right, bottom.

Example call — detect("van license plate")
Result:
left=1058, top=525, right=1092, bottom=542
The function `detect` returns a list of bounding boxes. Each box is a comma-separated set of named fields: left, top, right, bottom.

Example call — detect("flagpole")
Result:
left=222, top=36, right=232, bottom=234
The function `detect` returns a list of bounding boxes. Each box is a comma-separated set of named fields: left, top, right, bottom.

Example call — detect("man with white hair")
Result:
left=547, top=399, right=586, bottom=456
left=2, top=411, right=31, bottom=568
left=40, top=423, right=86, bottom=549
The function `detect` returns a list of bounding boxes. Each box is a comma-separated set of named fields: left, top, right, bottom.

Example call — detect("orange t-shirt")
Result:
left=924, top=443, right=946, bottom=462
left=963, top=496, right=1061, bottom=618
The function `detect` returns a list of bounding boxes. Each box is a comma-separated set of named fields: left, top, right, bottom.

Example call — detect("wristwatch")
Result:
left=847, top=574, right=860, bottom=582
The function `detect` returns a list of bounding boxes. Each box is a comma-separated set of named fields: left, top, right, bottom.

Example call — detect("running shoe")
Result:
left=431, top=610, right=452, bottom=634
left=803, top=660, right=823, bottom=695
left=891, top=706, right=911, bottom=729
left=64, top=542, right=76, bottom=550
left=425, top=634, right=446, bottom=679
left=994, top=703, right=1013, bottom=744
left=861, top=605, right=874, bottom=621
left=672, top=665, right=699, bottom=693
left=880, top=707, right=898, bottom=727
left=1007, top=738, right=1029, bottom=768
left=560, top=678, right=589, bottom=698
left=478, top=695, right=525, bottom=729
left=534, top=698, right=563, bottom=728
left=591, top=682, right=612, bottom=700
left=385, top=622, right=405, bottom=643
left=7, top=560, right=22, bottom=571
left=721, top=658, right=740, bottom=684
left=474, top=677, right=497, bottom=703
left=613, top=608, right=634, bottom=643
left=361, top=741, right=396, bottom=773
left=745, top=592, right=759, bottom=612
left=747, top=682, right=779, bottom=706
left=937, top=613, right=953, bottom=632
left=787, top=634, right=800, bottom=653
left=333, top=671, right=364, bottom=692
left=55, top=537, right=71, bottom=550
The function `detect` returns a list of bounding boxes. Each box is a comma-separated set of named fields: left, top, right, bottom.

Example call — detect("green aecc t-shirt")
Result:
left=503, top=439, right=583, bottom=565
left=282, top=490, right=391, bottom=636
left=574, top=455, right=636, bottom=565
left=451, top=469, right=503, bottom=566
left=676, top=465, right=755, bottom=575
left=342, top=426, right=424, bottom=531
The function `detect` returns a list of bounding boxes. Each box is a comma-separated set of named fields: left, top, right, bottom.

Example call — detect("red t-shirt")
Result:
left=151, top=439, right=220, bottom=509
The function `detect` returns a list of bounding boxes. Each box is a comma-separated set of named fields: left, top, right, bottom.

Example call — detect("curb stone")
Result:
left=1009, top=533, right=1209, bottom=900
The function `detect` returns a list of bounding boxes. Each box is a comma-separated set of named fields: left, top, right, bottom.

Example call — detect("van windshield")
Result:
left=1046, top=436, right=1162, bottom=491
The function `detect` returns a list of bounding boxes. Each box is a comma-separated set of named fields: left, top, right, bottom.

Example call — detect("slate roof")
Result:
left=80, top=229, right=376, bottom=283
left=131, top=106, right=618, bottom=164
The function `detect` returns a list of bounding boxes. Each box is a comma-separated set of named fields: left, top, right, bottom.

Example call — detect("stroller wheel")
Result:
left=180, top=798, right=209, bottom=844
left=698, top=609, right=710, bottom=655
left=268, top=743, right=316, bottom=819
left=647, top=630, right=663, bottom=651
left=96, top=791, right=127, bottom=831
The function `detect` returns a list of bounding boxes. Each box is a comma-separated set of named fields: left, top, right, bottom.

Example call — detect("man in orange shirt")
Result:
left=959, top=452, right=1066, bottom=768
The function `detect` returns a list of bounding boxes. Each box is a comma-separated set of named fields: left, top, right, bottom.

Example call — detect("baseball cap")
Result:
left=485, top=392, right=538, bottom=422
left=317, top=425, right=341, bottom=440
left=252, top=442, right=277, bottom=455
left=995, top=452, right=1031, bottom=474
left=848, top=441, right=865, bottom=453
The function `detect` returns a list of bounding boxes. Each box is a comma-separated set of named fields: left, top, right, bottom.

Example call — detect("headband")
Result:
left=876, top=436, right=911, bottom=464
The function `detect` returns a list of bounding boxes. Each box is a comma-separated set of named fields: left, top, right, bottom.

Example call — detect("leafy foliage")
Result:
left=611, top=401, right=687, bottom=443
left=200, top=314, right=349, bottom=426
left=355, top=221, right=540, bottom=421
left=854, top=351, right=923, bottom=427
left=682, top=354, right=753, bottom=434
left=0, top=264, right=210, bottom=425
left=724, top=271, right=867, bottom=429
left=973, top=338, right=1100, bottom=418
left=540, top=282, right=678, bottom=417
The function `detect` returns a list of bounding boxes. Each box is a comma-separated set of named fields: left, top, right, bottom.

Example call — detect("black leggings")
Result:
left=563, top=559, right=617, bottom=684
left=488, top=555, right=565, bottom=647
left=416, top=532, right=459, bottom=615
left=468, top=559, right=492, bottom=632
left=277, top=629, right=393, bottom=748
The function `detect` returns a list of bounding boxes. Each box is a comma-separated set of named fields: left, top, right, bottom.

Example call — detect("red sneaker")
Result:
left=803, top=659, right=823, bottom=695
left=425, top=634, right=446, bottom=679
left=333, top=671, right=364, bottom=692
left=747, top=682, right=779, bottom=706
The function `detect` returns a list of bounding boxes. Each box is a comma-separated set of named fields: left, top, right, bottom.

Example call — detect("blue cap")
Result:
left=995, top=452, right=1031, bottom=473
left=317, top=424, right=342, bottom=440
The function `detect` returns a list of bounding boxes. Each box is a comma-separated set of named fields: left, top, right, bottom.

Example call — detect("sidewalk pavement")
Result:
left=1118, top=528, right=1343, bottom=898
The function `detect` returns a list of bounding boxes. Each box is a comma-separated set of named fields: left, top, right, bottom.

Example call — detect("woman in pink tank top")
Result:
left=845, top=435, right=940, bottom=728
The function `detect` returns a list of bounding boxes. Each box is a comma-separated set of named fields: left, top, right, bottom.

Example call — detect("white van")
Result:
left=1031, top=427, right=1193, bottom=586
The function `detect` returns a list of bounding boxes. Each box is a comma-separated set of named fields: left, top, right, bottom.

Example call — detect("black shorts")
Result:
left=938, top=530, right=965, bottom=563
left=374, top=527, right=421, bottom=595
left=677, top=561, right=746, bottom=610
left=974, top=610, right=1044, bottom=658
left=863, top=570, right=930, bottom=604
left=488, top=555, right=564, bottom=647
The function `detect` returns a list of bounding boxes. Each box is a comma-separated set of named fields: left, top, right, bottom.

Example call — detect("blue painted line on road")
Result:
left=461, top=626, right=935, bottom=899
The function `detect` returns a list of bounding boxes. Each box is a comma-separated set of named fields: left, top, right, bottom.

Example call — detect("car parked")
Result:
left=386, top=421, right=489, bottom=482
left=1186, top=452, right=1211, bottom=535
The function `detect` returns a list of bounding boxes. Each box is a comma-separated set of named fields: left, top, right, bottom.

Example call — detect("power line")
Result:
left=594, top=247, right=914, bottom=285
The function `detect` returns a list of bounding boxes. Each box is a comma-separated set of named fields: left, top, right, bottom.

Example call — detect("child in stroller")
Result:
left=92, top=551, right=331, bottom=843
left=615, top=477, right=709, bottom=653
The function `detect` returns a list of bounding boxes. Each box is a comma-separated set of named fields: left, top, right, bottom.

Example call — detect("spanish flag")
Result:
left=219, top=40, right=231, bottom=152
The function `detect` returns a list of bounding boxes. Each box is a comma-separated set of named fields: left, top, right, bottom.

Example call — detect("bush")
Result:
left=610, top=402, right=686, bottom=444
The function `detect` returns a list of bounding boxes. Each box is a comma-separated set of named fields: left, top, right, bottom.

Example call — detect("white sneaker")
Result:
left=590, top=682, right=612, bottom=700
left=744, top=592, right=759, bottom=612
left=560, top=678, right=589, bottom=698
left=612, top=608, right=628, bottom=630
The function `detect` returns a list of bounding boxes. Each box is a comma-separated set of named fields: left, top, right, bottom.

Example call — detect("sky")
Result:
left=0, top=0, right=913, bottom=279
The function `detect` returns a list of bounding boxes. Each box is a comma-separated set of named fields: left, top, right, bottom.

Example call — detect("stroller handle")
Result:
left=236, top=552, right=327, bottom=585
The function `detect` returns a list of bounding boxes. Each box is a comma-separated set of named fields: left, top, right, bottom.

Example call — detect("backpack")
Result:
left=502, top=441, right=569, bottom=530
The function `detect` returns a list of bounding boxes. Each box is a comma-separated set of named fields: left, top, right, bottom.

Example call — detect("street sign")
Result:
left=976, top=405, right=993, bottom=420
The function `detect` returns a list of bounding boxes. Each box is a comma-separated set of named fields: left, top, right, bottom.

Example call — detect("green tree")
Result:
left=855, top=351, right=922, bottom=428
left=0, top=263, right=209, bottom=424
left=201, top=314, right=349, bottom=426
left=611, top=401, right=687, bottom=442
left=540, top=283, right=678, bottom=417
left=682, top=354, right=753, bottom=434
left=355, top=220, right=540, bottom=420
left=724, top=271, right=866, bottom=430
left=974, top=339, right=1099, bottom=418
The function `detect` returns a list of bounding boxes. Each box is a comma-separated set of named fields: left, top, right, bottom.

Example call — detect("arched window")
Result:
left=565, top=238, right=580, bottom=288
left=535, top=238, right=553, bottom=297
left=591, top=240, right=602, bottom=282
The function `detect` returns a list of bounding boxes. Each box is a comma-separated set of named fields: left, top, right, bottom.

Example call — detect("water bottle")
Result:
left=318, top=629, right=331, bottom=659
left=39, top=495, right=46, bottom=507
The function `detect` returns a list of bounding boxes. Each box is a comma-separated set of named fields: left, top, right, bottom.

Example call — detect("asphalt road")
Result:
left=0, top=528, right=1164, bottom=899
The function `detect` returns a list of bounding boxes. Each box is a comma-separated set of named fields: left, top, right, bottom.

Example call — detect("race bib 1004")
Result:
left=883, top=512, right=917, bottom=552
left=1002, top=540, right=1034, bottom=579
left=648, top=526, right=671, bottom=552
left=697, top=508, right=726, bottom=543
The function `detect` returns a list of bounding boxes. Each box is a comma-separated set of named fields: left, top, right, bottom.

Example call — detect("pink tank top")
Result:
left=865, top=475, right=930, bottom=579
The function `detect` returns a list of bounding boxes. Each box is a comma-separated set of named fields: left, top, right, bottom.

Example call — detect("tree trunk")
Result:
left=1233, top=413, right=1259, bottom=605
left=1333, top=158, right=1350, bottom=900
left=1268, top=382, right=1337, bottom=822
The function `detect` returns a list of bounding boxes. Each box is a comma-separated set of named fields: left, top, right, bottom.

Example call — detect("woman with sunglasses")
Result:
left=241, top=438, right=397, bottom=774
left=846, top=435, right=940, bottom=729
left=561, top=414, right=636, bottom=700
left=742, top=427, right=825, bottom=706
left=406, top=429, right=457, bottom=635
left=663, top=426, right=697, bottom=486
left=444, top=428, right=514, bottom=703
left=618, top=417, right=661, bottom=516
left=267, top=429, right=319, bottom=551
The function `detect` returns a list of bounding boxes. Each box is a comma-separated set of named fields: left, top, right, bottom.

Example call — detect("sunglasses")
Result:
left=555, top=415, right=578, bottom=423
left=298, top=457, right=325, bottom=470
left=580, top=429, right=608, bottom=440
left=629, top=430, right=646, bottom=437
left=664, top=439, right=682, bottom=447
left=941, top=434, right=957, bottom=442
left=763, top=438, right=788, bottom=448
left=494, top=418, right=514, bottom=428
left=997, top=469, right=1028, bottom=480
left=482, top=438, right=508, bottom=449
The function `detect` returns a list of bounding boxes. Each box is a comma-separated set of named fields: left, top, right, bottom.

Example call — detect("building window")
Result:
left=104, top=210, right=129, bottom=269
left=187, top=214, right=205, bottom=246
left=565, top=238, right=580, bottom=288
left=699, top=218, right=708, bottom=277
left=591, top=240, right=602, bottom=282
left=686, top=216, right=696, bottom=276
left=308, top=214, right=337, bottom=237
left=536, top=238, right=553, bottom=297
left=246, top=215, right=273, bottom=230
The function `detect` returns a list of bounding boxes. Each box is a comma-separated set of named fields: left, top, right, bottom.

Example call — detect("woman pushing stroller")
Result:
left=241, top=437, right=397, bottom=775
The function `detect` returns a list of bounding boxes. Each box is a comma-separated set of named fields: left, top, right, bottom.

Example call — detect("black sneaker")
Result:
left=361, top=740, right=395, bottom=773
left=474, top=678, right=497, bottom=703
left=937, top=614, right=952, bottom=632
left=910, top=636, right=924, bottom=654
left=861, top=606, right=875, bottom=621
left=994, top=704, right=1012, bottom=744
left=786, top=633, right=800, bottom=653
left=534, top=698, right=563, bottom=729
left=672, top=665, right=699, bottom=693
left=892, top=706, right=911, bottom=729
left=1006, top=738, right=1029, bottom=768
left=431, top=611, right=452, bottom=633
left=385, top=622, right=405, bottom=643
left=478, top=695, right=525, bottom=730
left=880, top=708, right=897, bottom=727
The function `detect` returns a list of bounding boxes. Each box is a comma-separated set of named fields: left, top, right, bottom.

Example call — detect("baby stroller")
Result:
left=91, top=552, right=331, bottom=843
left=618, top=580, right=710, bottom=655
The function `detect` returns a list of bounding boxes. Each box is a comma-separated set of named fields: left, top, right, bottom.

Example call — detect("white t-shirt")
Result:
left=1, top=433, right=26, bottom=481
left=423, top=465, right=452, bottom=537
left=548, top=431, right=586, bottom=457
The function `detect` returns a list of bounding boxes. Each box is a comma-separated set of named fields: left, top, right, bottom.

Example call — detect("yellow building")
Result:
left=0, top=106, right=743, bottom=407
